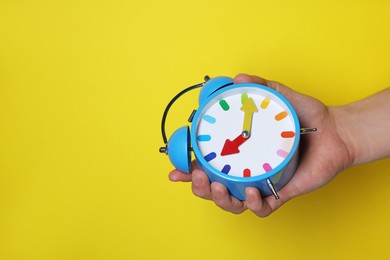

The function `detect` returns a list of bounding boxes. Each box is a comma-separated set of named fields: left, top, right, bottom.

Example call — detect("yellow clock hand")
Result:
left=240, top=97, right=258, bottom=138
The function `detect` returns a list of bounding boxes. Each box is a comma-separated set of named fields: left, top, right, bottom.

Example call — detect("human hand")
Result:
left=169, top=74, right=353, bottom=217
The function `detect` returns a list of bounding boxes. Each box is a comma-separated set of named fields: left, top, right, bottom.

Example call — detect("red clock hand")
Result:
left=220, top=134, right=249, bottom=156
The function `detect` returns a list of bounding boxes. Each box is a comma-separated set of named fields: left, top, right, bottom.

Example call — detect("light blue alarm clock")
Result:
left=159, top=76, right=316, bottom=200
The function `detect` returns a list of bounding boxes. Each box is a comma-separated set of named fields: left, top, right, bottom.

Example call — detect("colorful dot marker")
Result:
left=263, top=163, right=272, bottom=172
left=281, top=131, right=295, bottom=138
left=275, top=111, right=288, bottom=121
left=204, top=152, right=217, bottom=162
left=277, top=149, right=288, bottom=158
left=241, top=93, right=248, bottom=104
left=260, top=97, right=270, bottom=109
left=197, top=135, right=211, bottom=142
left=203, top=114, right=216, bottom=124
left=219, top=99, right=230, bottom=111
left=221, top=164, right=231, bottom=174
left=243, top=168, right=251, bottom=177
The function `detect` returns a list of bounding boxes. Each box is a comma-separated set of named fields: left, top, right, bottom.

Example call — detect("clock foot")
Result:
left=300, top=127, right=318, bottom=134
left=266, top=178, right=280, bottom=200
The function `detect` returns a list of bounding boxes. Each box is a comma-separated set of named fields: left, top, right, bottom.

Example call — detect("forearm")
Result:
left=330, top=87, right=390, bottom=166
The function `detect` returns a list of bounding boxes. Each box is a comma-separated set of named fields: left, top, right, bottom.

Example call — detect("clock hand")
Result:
left=220, top=98, right=258, bottom=156
left=220, top=134, right=249, bottom=156
left=241, top=98, right=258, bottom=137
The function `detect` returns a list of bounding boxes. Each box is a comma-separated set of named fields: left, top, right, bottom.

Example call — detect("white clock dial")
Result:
left=195, top=87, right=297, bottom=178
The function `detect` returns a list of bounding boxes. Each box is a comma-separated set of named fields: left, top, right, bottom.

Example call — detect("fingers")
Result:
left=169, top=167, right=214, bottom=200
left=168, top=169, right=192, bottom=182
left=191, top=169, right=213, bottom=200
left=234, top=73, right=294, bottom=98
left=234, top=73, right=269, bottom=86
left=171, top=167, right=247, bottom=213
left=190, top=169, right=247, bottom=214
left=245, top=186, right=296, bottom=217
left=245, top=188, right=283, bottom=218
left=245, top=188, right=273, bottom=218
left=211, top=182, right=247, bottom=214
left=170, top=166, right=287, bottom=216
left=169, top=161, right=294, bottom=216
left=234, top=73, right=321, bottom=125
left=168, top=160, right=199, bottom=182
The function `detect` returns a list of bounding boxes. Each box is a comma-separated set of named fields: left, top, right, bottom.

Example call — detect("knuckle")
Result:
left=213, top=195, right=229, bottom=208
left=247, top=203, right=270, bottom=218
left=192, top=184, right=211, bottom=200
left=192, top=185, right=204, bottom=197
left=230, top=207, right=246, bottom=215
left=246, top=201, right=262, bottom=213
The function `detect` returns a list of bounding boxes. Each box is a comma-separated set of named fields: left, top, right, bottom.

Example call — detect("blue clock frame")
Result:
left=161, top=76, right=303, bottom=200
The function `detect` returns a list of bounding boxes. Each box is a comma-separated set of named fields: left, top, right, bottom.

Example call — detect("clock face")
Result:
left=193, top=85, right=299, bottom=179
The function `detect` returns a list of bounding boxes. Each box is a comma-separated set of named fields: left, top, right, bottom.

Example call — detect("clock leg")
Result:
left=300, top=127, right=318, bottom=134
left=266, top=178, right=280, bottom=200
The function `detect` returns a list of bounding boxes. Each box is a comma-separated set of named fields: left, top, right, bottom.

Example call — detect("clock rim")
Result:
left=191, top=82, right=301, bottom=182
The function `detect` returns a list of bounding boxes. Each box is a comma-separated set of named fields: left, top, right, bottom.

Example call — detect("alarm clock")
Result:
left=159, top=76, right=316, bottom=200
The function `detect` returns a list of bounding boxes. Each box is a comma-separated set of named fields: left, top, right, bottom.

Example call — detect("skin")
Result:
left=169, top=74, right=390, bottom=217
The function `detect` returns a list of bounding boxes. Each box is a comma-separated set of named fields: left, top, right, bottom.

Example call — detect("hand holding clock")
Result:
left=169, top=73, right=390, bottom=217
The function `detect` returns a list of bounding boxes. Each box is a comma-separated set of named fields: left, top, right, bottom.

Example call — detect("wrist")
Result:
left=328, top=105, right=360, bottom=167
left=329, top=88, right=390, bottom=166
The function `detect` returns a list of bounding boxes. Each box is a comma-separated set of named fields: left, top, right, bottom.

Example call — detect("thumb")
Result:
left=233, top=74, right=319, bottom=124
left=234, top=73, right=302, bottom=105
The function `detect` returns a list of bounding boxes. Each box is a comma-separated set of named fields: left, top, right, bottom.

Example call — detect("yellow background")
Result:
left=1, top=0, right=390, bottom=259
